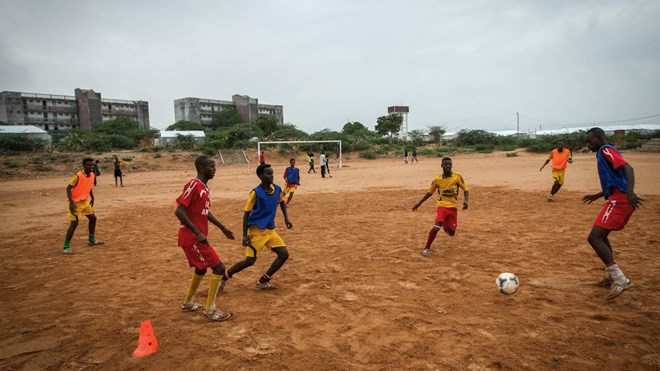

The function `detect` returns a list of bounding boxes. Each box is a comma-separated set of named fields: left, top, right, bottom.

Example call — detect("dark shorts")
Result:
left=114, top=169, right=122, bottom=177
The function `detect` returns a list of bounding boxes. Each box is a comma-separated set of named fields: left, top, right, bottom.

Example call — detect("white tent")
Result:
left=0, top=125, right=52, bottom=144
left=156, top=130, right=206, bottom=146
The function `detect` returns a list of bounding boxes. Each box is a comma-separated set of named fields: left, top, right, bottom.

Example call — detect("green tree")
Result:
left=166, top=120, right=205, bottom=131
left=211, top=107, right=242, bottom=130
left=94, top=117, right=158, bottom=146
left=342, top=121, right=369, bottom=135
left=408, top=129, right=427, bottom=147
left=375, top=114, right=403, bottom=138
left=272, top=124, right=310, bottom=141
left=174, top=134, right=198, bottom=150
left=428, top=126, right=446, bottom=143
left=255, top=116, right=279, bottom=137
left=454, top=129, right=498, bottom=146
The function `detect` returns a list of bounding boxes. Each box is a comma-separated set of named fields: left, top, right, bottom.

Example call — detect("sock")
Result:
left=258, top=274, right=271, bottom=284
left=206, top=273, right=223, bottom=312
left=184, top=272, right=204, bottom=305
left=63, top=240, right=71, bottom=249
left=88, top=234, right=95, bottom=242
left=606, top=262, right=627, bottom=284
left=425, top=226, right=440, bottom=249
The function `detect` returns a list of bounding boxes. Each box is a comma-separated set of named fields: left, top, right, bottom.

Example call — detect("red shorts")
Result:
left=179, top=240, right=221, bottom=270
left=594, top=189, right=634, bottom=231
left=435, top=207, right=458, bottom=233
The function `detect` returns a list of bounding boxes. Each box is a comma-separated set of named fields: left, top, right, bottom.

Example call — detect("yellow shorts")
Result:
left=552, top=169, right=565, bottom=185
left=67, top=200, right=94, bottom=221
left=284, top=184, right=297, bottom=194
left=245, top=226, right=285, bottom=257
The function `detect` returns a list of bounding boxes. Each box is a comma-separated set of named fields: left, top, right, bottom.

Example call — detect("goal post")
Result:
left=257, top=140, right=343, bottom=168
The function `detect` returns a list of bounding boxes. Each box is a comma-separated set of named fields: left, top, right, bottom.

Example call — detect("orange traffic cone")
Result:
left=132, top=320, right=158, bottom=357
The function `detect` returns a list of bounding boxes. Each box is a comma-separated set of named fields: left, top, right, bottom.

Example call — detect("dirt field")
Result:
left=0, top=149, right=658, bottom=370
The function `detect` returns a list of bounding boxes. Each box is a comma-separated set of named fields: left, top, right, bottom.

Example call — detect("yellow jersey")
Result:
left=427, top=172, right=468, bottom=208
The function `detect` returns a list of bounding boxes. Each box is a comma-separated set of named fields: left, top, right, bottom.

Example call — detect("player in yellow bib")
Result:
left=62, top=158, right=104, bottom=254
left=413, top=157, right=469, bottom=257
left=539, top=141, right=572, bottom=201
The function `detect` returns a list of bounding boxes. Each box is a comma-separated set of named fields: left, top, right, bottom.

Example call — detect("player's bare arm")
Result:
left=413, top=192, right=433, bottom=211
left=66, top=185, right=76, bottom=214
left=582, top=192, right=604, bottom=204
left=622, top=163, right=645, bottom=209
left=208, top=211, right=235, bottom=240
left=463, top=190, right=470, bottom=210
left=280, top=201, right=293, bottom=229
left=175, top=203, right=206, bottom=243
left=89, top=189, right=95, bottom=207
left=242, top=211, right=251, bottom=246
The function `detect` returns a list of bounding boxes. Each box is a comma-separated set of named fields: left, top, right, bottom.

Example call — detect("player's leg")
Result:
left=206, top=263, right=229, bottom=314
left=588, top=225, right=632, bottom=299
left=119, top=173, right=123, bottom=187
left=422, top=222, right=442, bottom=257
left=222, top=238, right=260, bottom=287
left=256, top=232, right=288, bottom=288
left=443, top=208, right=458, bottom=236
left=64, top=219, right=79, bottom=253
left=182, top=267, right=206, bottom=311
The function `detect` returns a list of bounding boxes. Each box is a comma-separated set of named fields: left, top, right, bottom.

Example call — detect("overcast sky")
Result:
left=1, top=0, right=659, bottom=133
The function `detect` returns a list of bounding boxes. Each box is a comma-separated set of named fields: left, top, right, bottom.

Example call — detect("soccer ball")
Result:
left=496, top=272, right=519, bottom=294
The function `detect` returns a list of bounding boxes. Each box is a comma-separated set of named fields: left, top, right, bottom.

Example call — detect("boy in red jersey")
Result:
left=62, top=158, right=104, bottom=254
left=540, top=141, right=572, bottom=201
left=221, top=163, right=293, bottom=291
left=175, top=155, right=235, bottom=321
left=283, top=158, right=301, bottom=205
left=413, top=157, right=469, bottom=257
left=582, top=128, right=644, bottom=300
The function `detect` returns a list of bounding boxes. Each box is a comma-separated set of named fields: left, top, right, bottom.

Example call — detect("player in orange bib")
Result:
left=62, top=158, right=104, bottom=254
left=540, top=141, right=572, bottom=201
left=413, top=157, right=469, bottom=257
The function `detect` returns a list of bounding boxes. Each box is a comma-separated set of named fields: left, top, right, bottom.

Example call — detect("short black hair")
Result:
left=290, top=158, right=296, bottom=162
left=194, top=155, right=212, bottom=171
left=441, top=157, right=452, bottom=163
left=83, top=157, right=94, bottom=165
left=587, top=127, right=605, bottom=137
left=256, top=163, right=271, bottom=177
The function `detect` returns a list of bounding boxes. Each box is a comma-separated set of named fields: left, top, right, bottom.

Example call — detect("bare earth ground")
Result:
left=0, top=149, right=658, bottom=370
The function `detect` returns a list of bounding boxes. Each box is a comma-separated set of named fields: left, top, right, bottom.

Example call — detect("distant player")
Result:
left=413, top=157, right=469, bottom=257
left=221, top=163, right=293, bottom=291
left=540, top=141, right=572, bottom=201
left=175, top=155, right=235, bottom=321
left=582, top=128, right=644, bottom=300
left=62, top=158, right=104, bottom=254
left=283, top=158, right=301, bottom=205
left=411, top=147, right=419, bottom=164
left=259, top=151, right=265, bottom=165
left=113, top=155, right=127, bottom=187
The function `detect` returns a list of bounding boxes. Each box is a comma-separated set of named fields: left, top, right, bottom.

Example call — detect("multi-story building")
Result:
left=174, top=94, right=283, bottom=127
left=0, top=89, right=149, bottom=131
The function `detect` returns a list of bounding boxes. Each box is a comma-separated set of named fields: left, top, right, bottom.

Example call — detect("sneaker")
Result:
left=62, top=248, right=75, bottom=255
left=607, top=279, right=633, bottom=300
left=597, top=274, right=614, bottom=287
left=422, top=248, right=430, bottom=257
left=88, top=240, right=104, bottom=246
left=546, top=195, right=553, bottom=202
left=255, top=281, right=273, bottom=290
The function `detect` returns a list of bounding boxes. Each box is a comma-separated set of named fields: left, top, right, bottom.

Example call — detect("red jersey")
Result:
left=176, top=178, right=210, bottom=243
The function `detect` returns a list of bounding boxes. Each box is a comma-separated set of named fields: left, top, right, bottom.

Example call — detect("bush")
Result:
left=359, top=150, right=377, bottom=159
left=455, top=129, right=498, bottom=146
left=3, top=160, right=19, bottom=168
left=474, top=144, right=494, bottom=153
left=0, top=135, right=47, bottom=152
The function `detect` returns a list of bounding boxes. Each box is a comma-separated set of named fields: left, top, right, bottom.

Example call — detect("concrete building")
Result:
left=174, top=94, right=283, bottom=127
left=0, top=89, right=149, bottom=131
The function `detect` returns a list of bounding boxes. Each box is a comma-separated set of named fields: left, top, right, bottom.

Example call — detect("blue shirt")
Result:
left=246, top=184, right=282, bottom=229
left=596, top=144, right=628, bottom=199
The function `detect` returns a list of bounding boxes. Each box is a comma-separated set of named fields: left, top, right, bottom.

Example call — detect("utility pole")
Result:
left=516, top=112, right=520, bottom=135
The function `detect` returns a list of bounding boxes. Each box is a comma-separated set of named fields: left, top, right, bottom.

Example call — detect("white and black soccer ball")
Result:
left=496, top=272, right=519, bottom=294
